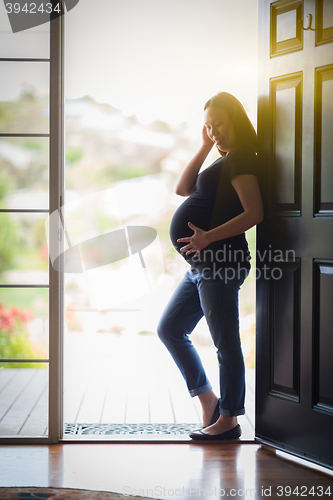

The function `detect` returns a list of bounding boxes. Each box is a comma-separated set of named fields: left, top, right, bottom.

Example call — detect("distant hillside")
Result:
left=64, top=95, right=195, bottom=190
left=0, top=91, right=198, bottom=194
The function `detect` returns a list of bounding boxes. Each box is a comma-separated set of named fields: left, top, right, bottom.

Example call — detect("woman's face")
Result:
left=204, top=106, right=239, bottom=155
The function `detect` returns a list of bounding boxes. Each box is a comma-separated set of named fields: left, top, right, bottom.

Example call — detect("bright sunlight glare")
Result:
left=65, top=0, right=259, bottom=128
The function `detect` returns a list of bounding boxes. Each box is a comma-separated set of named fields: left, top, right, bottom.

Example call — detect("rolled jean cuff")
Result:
left=190, top=382, right=213, bottom=398
left=220, top=407, right=245, bottom=417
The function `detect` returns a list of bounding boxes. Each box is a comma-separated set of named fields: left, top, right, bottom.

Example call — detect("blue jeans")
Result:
left=157, top=266, right=249, bottom=417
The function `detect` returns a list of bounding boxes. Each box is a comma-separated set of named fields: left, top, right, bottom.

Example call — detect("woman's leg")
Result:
left=196, top=267, right=249, bottom=434
left=157, top=270, right=213, bottom=399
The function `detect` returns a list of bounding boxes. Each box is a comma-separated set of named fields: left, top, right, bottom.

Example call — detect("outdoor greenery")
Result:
left=0, top=302, right=45, bottom=368
left=0, top=170, right=18, bottom=275
left=65, top=146, right=84, bottom=165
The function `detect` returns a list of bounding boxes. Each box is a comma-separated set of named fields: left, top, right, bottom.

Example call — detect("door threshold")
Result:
left=61, top=422, right=255, bottom=443
left=64, top=422, right=198, bottom=438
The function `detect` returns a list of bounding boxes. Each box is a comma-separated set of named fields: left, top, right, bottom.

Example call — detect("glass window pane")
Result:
left=0, top=137, right=49, bottom=209
left=0, top=287, right=49, bottom=359
left=0, top=212, right=49, bottom=284
left=0, top=32, right=50, bottom=60
left=0, top=363, right=48, bottom=437
left=0, top=2, right=50, bottom=59
left=0, top=62, right=49, bottom=134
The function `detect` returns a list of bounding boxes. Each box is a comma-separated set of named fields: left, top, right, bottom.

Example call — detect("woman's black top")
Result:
left=169, top=147, right=257, bottom=272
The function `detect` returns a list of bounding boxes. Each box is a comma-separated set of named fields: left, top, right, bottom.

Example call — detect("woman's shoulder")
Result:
left=224, top=147, right=258, bottom=178
left=200, top=156, right=226, bottom=175
left=226, top=147, right=257, bottom=162
left=208, top=155, right=226, bottom=167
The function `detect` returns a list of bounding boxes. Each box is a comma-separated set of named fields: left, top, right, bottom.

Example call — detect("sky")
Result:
left=0, top=0, right=259, bottom=128
left=64, top=0, right=258, bottom=128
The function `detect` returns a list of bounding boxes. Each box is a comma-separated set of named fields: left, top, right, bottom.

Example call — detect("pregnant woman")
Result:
left=157, top=92, right=263, bottom=441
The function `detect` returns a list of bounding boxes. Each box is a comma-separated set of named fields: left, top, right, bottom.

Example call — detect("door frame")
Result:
left=48, top=11, right=65, bottom=444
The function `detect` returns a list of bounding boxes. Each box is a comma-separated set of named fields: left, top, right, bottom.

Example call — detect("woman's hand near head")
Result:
left=175, top=125, right=214, bottom=197
left=202, top=125, right=215, bottom=148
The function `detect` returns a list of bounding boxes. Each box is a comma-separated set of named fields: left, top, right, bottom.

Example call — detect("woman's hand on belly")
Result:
left=177, top=222, right=210, bottom=258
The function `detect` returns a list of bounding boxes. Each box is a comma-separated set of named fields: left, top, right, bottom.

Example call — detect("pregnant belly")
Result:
left=169, top=199, right=212, bottom=254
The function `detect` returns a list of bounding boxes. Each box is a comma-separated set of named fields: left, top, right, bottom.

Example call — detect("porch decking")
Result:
left=0, top=368, right=48, bottom=437
left=0, top=364, right=255, bottom=440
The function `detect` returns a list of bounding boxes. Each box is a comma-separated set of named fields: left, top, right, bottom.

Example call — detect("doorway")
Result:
left=61, top=0, right=259, bottom=440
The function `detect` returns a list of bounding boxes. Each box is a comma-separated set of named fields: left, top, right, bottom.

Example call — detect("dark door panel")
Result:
left=256, top=0, right=333, bottom=469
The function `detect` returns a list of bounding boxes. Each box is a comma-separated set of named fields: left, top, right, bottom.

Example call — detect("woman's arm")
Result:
left=177, top=174, right=263, bottom=256
left=175, top=126, right=214, bottom=196
left=206, top=174, right=263, bottom=243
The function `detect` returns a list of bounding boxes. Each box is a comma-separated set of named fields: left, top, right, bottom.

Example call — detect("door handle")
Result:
left=300, top=14, right=315, bottom=31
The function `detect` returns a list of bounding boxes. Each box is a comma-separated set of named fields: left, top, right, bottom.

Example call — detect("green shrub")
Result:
left=0, top=302, right=44, bottom=368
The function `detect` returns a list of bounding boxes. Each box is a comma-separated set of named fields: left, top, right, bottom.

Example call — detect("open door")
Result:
left=256, top=0, right=333, bottom=468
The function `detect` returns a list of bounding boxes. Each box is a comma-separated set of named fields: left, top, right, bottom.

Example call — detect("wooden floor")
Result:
left=0, top=442, right=332, bottom=499
left=0, top=368, right=48, bottom=437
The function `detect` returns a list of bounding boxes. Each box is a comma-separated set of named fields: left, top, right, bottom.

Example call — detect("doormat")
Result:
left=0, top=487, right=155, bottom=500
left=64, top=423, right=198, bottom=436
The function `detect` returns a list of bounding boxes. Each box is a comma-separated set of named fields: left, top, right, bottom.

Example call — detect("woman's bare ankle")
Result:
left=198, top=390, right=219, bottom=427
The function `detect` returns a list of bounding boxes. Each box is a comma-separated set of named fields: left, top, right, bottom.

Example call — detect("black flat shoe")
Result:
left=189, top=424, right=241, bottom=441
left=209, top=399, right=220, bottom=426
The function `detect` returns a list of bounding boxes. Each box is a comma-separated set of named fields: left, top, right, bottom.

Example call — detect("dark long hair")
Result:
left=204, top=92, right=257, bottom=156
